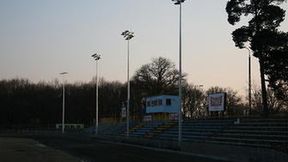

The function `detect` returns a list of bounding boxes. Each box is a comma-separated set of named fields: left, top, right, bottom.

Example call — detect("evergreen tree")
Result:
left=226, top=0, right=287, bottom=116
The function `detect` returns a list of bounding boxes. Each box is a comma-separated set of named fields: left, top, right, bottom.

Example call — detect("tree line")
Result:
left=1, top=0, right=287, bottom=128
left=1, top=57, right=287, bottom=129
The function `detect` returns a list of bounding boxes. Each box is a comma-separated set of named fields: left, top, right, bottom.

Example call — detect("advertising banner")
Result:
left=145, top=95, right=179, bottom=113
left=208, top=93, right=226, bottom=112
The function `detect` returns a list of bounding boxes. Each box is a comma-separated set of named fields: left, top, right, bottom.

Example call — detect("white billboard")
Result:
left=145, top=95, right=179, bottom=113
left=208, top=93, right=226, bottom=112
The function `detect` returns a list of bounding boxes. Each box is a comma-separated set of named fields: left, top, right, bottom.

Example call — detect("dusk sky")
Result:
left=0, top=0, right=287, bottom=97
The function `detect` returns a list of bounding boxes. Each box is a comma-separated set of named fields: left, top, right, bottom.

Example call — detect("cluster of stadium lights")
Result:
left=89, top=0, right=186, bottom=142
left=60, top=0, right=186, bottom=144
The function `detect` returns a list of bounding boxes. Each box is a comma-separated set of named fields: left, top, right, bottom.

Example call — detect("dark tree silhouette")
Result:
left=131, top=57, right=186, bottom=120
left=182, top=84, right=205, bottom=119
left=252, top=86, right=288, bottom=113
left=264, top=32, right=288, bottom=102
left=0, top=78, right=126, bottom=129
left=132, top=57, right=184, bottom=96
left=226, top=0, right=287, bottom=116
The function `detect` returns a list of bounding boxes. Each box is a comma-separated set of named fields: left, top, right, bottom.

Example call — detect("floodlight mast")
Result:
left=172, top=0, right=186, bottom=144
left=91, top=53, right=101, bottom=135
left=121, top=30, right=134, bottom=137
left=59, top=72, right=68, bottom=134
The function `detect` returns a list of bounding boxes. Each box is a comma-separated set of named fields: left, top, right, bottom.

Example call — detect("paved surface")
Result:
left=1, top=134, right=288, bottom=162
left=0, top=136, right=226, bottom=162
left=34, top=136, right=226, bottom=162
left=0, top=137, right=79, bottom=162
left=180, top=142, right=288, bottom=162
left=91, top=135, right=288, bottom=162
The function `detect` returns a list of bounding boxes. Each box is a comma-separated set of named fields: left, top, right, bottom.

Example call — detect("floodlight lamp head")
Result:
left=121, top=30, right=129, bottom=36
left=172, top=0, right=185, bottom=5
left=92, top=53, right=101, bottom=60
left=95, top=55, right=101, bottom=60
left=92, top=53, right=97, bottom=57
left=60, top=72, right=68, bottom=75
left=122, top=30, right=134, bottom=40
left=125, top=34, right=134, bottom=40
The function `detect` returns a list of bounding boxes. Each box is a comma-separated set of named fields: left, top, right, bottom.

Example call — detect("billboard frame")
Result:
left=208, top=92, right=227, bottom=112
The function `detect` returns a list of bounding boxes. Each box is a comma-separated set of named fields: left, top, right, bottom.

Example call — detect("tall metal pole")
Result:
left=178, top=2, right=182, bottom=144
left=172, top=0, right=185, bottom=144
left=127, top=39, right=130, bottom=137
left=121, top=30, right=134, bottom=137
left=96, top=59, right=99, bottom=135
left=91, top=53, right=101, bottom=135
left=62, top=81, right=65, bottom=134
left=60, top=72, right=68, bottom=134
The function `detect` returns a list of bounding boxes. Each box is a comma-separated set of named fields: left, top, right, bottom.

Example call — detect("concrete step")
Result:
left=228, top=125, right=288, bottom=130
left=236, top=122, right=288, bottom=126
left=182, top=125, right=227, bottom=128
left=241, top=118, right=288, bottom=122
left=208, top=136, right=288, bottom=144
left=216, top=132, right=288, bottom=140
left=204, top=140, right=271, bottom=148
left=222, top=129, right=288, bottom=135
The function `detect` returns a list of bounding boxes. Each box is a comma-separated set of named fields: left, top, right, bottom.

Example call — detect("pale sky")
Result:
left=0, top=0, right=287, bottom=97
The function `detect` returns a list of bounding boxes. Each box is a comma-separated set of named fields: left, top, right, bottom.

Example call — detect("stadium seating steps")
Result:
left=128, top=118, right=288, bottom=152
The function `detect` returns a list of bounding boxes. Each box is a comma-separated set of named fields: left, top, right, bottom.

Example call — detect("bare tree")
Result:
left=182, top=84, right=205, bottom=119
left=252, top=85, right=288, bottom=114
left=133, top=57, right=184, bottom=96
